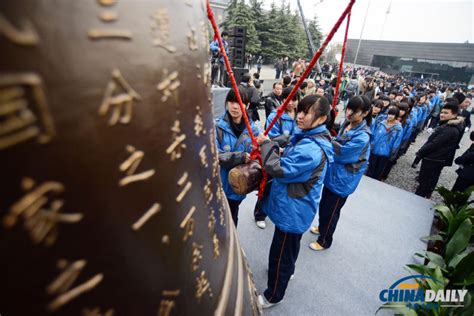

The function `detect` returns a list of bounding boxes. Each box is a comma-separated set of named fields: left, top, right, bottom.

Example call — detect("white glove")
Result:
left=427, top=128, right=433, bottom=134
left=465, top=127, right=469, bottom=133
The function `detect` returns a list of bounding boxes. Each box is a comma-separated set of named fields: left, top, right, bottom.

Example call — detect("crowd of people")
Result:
left=213, top=48, right=473, bottom=308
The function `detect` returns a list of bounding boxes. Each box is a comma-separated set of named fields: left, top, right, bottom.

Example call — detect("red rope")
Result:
left=264, top=0, right=355, bottom=135
left=207, top=1, right=267, bottom=197
left=332, top=11, right=352, bottom=110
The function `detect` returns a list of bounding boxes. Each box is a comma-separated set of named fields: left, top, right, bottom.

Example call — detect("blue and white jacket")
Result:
left=260, top=125, right=334, bottom=234
left=216, top=113, right=260, bottom=201
left=266, top=110, right=298, bottom=147
left=370, top=120, right=403, bottom=159
left=324, top=120, right=371, bottom=198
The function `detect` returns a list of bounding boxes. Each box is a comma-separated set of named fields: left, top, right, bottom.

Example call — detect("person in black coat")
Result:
left=239, top=73, right=261, bottom=122
left=455, top=93, right=472, bottom=133
left=452, top=131, right=474, bottom=192
left=264, top=82, right=283, bottom=118
left=413, top=100, right=464, bottom=198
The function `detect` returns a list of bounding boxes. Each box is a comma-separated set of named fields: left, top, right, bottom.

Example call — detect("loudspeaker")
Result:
left=225, top=67, right=248, bottom=87
left=228, top=26, right=247, bottom=37
left=227, top=36, right=245, bottom=48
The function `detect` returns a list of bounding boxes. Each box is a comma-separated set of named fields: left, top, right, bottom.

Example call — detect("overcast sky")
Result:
left=261, top=0, right=473, bottom=44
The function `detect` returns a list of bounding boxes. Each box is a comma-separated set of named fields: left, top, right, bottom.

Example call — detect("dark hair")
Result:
left=347, top=95, right=372, bottom=126
left=273, top=82, right=283, bottom=89
left=387, top=105, right=400, bottom=118
left=398, top=102, right=409, bottom=125
left=300, top=81, right=308, bottom=90
left=283, top=75, right=292, bottom=86
left=253, top=72, right=260, bottom=79
left=226, top=86, right=249, bottom=105
left=331, top=77, right=338, bottom=88
left=221, top=31, right=229, bottom=37
left=297, top=95, right=330, bottom=127
left=282, top=86, right=301, bottom=101
left=443, top=99, right=459, bottom=115
left=372, top=99, right=384, bottom=109
left=389, top=90, right=398, bottom=96
left=241, top=73, right=251, bottom=83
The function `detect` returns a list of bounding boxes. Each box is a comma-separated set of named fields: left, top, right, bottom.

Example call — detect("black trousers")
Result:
left=452, top=176, right=474, bottom=193
left=415, top=160, right=444, bottom=198
left=317, top=187, right=348, bottom=248
left=264, top=226, right=302, bottom=303
left=367, top=154, right=390, bottom=181
left=227, top=198, right=242, bottom=227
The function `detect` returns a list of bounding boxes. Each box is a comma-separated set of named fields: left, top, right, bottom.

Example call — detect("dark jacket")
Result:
left=460, top=109, right=471, bottom=129
left=264, top=92, right=282, bottom=118
left=416, top=117, right=464, bottom=166
left=455, top=144, right=474, bottom=181
left=239, top=82, right=260, bottom=122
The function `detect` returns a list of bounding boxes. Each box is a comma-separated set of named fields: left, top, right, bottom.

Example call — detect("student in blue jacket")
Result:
left=254, top=86, right=301, bottom=229
left=216, top=87, right=260, bottom=227
left=256, top=95, right=334, bottom=308
left=398, top=102, right=413, bottom=156
left=370, top=99, right=385, bottom=135
left=366, top=106, right=403, bottom=180
left=309, top=95, right=371, bottom=250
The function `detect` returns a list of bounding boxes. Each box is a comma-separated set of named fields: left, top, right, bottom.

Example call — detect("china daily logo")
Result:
left=379, top=275, right=468, bottom=310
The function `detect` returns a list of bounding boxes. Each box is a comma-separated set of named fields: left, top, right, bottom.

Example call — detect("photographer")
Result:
left=210, top=31, right=229, bottom=86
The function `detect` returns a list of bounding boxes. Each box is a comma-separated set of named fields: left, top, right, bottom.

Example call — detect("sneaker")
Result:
left=309, top=241, right=326, bottom=251
left=256, top=220, right=266, bottom=229
left=258, top=294, right=283, bottom=309
left=310, top=226, right=320, bottom=235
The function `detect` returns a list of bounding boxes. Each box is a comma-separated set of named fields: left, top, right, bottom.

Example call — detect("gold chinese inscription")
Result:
left=199, top=145, right=208, bottom=168
left=194, top=106, right=205, bottom=137
left=47, top=260, right=103, bottom=312
left=166, top=120, right=187, bottom=161
left=0, top=13, right=39, bottom=46
left=131, top=203, right=161, bottom=231
left=3, top=178, right=83, bottom=246
left=119, top=145, right=155, bottom=186
left=99, top=69, right=142, bottom=126
left=195, top=271, right=213, bottom=302
left=203, top=179, right=213, bottom=205
left=158, top=290, right=180, bottom=316
left=89, top=0, right=132, bottom=40
left=179, top=206, right=195, bottom=242
left=191, top=242, right=203, bottom=272
left=82, top=307, right=114, bottom=316
left=208, top=207, right=216, bottom=232
left=150, top=9, right=176, bottom=53
left=212, top=233, right=220, bottom=259
left=157, top=69, right=180, bottom=103
left=0, top=73, right=55, bottom=150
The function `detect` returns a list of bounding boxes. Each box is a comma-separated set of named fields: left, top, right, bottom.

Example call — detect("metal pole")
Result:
left=297, top=0, right=322, bottom=73
left=353, top=0, right=371, bottom=65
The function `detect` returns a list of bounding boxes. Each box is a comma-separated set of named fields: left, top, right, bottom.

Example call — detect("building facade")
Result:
left=209, top=0, right=230, bottom=25
left=345, top=39, right=474, bottom=83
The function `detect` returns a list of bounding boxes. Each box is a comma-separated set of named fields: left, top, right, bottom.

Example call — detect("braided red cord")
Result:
left=264, top=0, right=355, bottom=135
left=332, top=11, right=352, bottom=110
left=207, top=1, right=267, bottom=197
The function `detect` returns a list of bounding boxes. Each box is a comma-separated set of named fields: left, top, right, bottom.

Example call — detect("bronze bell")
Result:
left=0, top=1, right=260, bottom=315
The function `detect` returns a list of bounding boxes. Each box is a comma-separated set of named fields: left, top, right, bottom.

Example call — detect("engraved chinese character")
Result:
left=0, top=13, right=39, bottom=46
left=176, top=172, right=192, bottom=202
left=82, top=307, right=114, bottom=316
left=159, top=290, right=180, bottom=316
left=219, top=206, right=225, bottom=227
left=179, top=206, right=195, bottom=242
left=200, top=21, right=209, bottom=51
left=187, top=26, right=198, bottom=51
left=157, top=69, right=180, bottom=103
left=211, top=154, right=219, bottom=178
left=212, top=233, right=220, bottom=259
left=166, top=120, right=187, bottom=161
left=46, top=260, right=103, bottom=312
left=195, top=271, right=212, bottom=301
left=0, top=73, right=55, bottom=150
left=89, top=0, right=132, bottom=40
left=3, top=178, right=83, bottom=246
left=194, top=107, right=204, bottom=136
left=199, top=145, right=208, bottom=168
left=215, top=184, right=223, bottom=203
left=99, top=69, right=142, bottom=126
left=208, top=207, right=216, bottom=232
left=119, top=145, right=155, bottom=186
left=191, top=242, right=203, bottom=272
left=150, top=9, right=176, bottom=53
left=202, top=63, right=211, bottom=86
left=203, top=179, right=213, bottom=205
left=131, top=203, right=161, bottom=231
